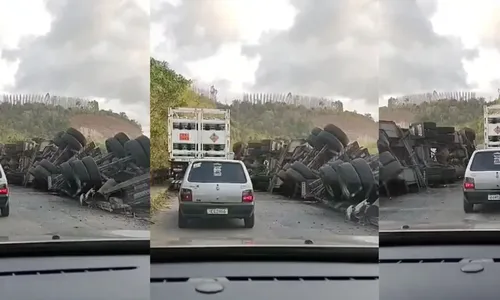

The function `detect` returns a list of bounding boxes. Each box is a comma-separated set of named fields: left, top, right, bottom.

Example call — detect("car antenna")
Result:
left=304, top=239, right=314, bottom=244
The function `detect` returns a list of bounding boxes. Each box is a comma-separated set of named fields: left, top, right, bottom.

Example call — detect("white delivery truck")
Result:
left=167, top=107, right=233, bottom=186
left=484, top=104, right=500, bottom=149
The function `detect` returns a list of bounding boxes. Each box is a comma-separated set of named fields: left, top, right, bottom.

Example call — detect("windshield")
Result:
left=188, top=161, right=248, bottom=183
left=150, top=0, right=378, bottom=247
left=0, top=1, right=150, bottom=241
left=379, top=1, right=500, bottom=233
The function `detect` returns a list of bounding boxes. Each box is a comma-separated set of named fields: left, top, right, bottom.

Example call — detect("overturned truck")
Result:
left=239, top=124, right=379, bottom=227
left=1, top=127, right=150, bottom=216
left=378, top=120, right=476, bottom=197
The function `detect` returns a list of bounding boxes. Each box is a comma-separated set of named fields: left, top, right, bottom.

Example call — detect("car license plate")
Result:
left=207, top=208, right=228, bottom=214
left=488, top=194, right=500, bottom=201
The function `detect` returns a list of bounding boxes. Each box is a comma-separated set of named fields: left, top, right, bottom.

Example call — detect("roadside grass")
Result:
left=355, top=135, right=377, bottom=153
left=360, top=141, right=377, bottom=155
left=151, top=184, right=170, bottom=214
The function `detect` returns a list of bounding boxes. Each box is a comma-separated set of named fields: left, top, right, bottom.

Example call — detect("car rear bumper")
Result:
left=464, top=190, right=500, bottom=204
left=179, top=202, right=254, bottom=218
left=0, top=195, right=9, bottom=207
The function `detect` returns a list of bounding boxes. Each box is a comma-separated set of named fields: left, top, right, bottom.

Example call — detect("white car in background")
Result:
left=463, top=148, right=500, bottom=213
left=177, top=159, right=255, bottom=228
left=0, top=163, right=10, bottom=217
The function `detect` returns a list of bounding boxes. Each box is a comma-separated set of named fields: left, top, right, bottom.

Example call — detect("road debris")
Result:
left=239, top=124, right=379, bottom=227
left=378, top=120, right=476, bottom=199
left=0, top=127, right=150, bottom=216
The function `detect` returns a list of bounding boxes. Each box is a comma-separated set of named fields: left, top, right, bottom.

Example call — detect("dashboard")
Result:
left=380, top=230, right=500, bottom=300
left=0, top=239, right=149, bottom=300
left=0, top=255, right=150, bottom=300
left=5, top=236, right=498, bottom=299
left=151, top=261, right=378, bottom=300
left=380, top=245, right=500, bottom=300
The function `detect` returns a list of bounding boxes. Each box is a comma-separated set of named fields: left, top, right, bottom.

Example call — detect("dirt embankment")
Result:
left=379, top=107, right=416, bottom=126
left=311, top=114, right=378, bottom=143
left=70, top=114, right=142, bottom=142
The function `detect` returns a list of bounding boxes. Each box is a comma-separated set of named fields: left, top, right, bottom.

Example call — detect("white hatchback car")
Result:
left=463, top=148, right=500, bottom=213
left=177, top=159, right=255, bottom=228
left=0, top=163, right=10, bottom=217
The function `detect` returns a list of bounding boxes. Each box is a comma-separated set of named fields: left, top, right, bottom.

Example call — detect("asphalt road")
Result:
left=380, top=183, right=500, bottom=230
left=0, top=186, right=149, bottom=240
left=151, top=191, right=376, bottom=246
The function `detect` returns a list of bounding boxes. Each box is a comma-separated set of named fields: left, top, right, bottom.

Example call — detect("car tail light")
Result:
left=180, top=188, right=192, bottom=201
left=242, top=190, right=254, bottom=202
left=0, top=184, right=8, bottom=195
left=463, top=177, right=475, bottom=190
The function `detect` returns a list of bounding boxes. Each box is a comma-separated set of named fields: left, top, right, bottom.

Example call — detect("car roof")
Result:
left=191, top=159, right=242, bottom=163
left=474, top=148, right=500, bottom=153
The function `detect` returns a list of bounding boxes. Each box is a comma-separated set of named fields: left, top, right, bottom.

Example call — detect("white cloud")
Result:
left=151, top=0, right=301, bottom=105
left=0, top=0, right=51, bottom=93
left=152, top=0, right=500, bottom=117
left=379, top=0, right=500, bottom=105
left=432, top=0, right=500, bottom=94
left=151, top=0, right=296, bottom=91
left=0, top=0, right=149, bottom=135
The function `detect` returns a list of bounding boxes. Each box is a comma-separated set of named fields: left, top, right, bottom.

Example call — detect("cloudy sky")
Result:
left=0, top=0, right=150, bottom=134
left=151, top=0, right=500, bottom=119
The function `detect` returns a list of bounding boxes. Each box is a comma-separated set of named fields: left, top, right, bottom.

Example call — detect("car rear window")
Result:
left=470, top=151, right=500, bottom=171
left=187, top=161, right=247, bottom=183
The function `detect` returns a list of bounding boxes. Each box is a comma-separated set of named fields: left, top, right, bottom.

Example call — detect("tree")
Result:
left=150, top=58, right=215, bottom=170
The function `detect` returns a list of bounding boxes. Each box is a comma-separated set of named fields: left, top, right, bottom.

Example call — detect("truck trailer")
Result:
left=167, top=107, right=233, bottom=187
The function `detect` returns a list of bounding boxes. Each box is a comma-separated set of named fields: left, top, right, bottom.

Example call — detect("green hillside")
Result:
left=380, top=98, right=496, bottom=143
left=0, top=102, right=142, bottom=143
